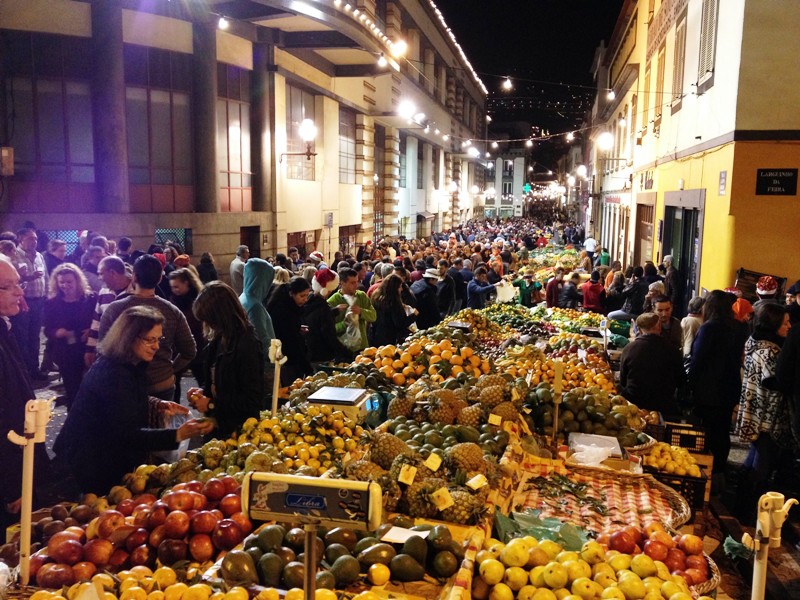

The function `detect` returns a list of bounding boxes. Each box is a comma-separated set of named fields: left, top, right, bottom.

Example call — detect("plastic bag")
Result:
left=151, top=412, right=190, bottom=463
left=338, top=295, right=363, bottom=351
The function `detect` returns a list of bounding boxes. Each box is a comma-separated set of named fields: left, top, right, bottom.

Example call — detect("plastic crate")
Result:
left=650, top=470, right=708, bottom=514
left=644, top=422, right=667, bottom=442
left=665, top=422, right=706, bottom=452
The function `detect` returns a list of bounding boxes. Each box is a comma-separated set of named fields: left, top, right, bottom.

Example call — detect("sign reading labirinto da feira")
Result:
left=755, top=168, right=798, bottom=195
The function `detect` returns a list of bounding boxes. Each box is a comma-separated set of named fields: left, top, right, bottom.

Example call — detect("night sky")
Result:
left=432, top=0, right=625, bottom=133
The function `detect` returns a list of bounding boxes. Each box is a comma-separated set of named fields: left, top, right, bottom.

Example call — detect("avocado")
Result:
left=389, top=554, right=425, bottom=581
left=427, top=525, right=453, bottom=551
left=257, top=524, right=287, bottom=553
left=456, top=425, right=481, bottom=444
left=282, top=561, right=305, bottom=589
left=330, top=554, right=361, bottom=586
left=315, top=570, right=336, bottom=589
left=401, top=535, right=428, bottom=565
left=391, top=514, right=414, bottom=529
left=354, top=536, right=379, bottom=554
left=324, top=543, right=351, bottom=565
left=325, top=527, right=359, bottom=552
left=410, top=524, right=433, bottom=533
left=357, top=542, right=397, bottom=568
left=220, top=550, right=258, bottom=585
left=432, top=550, right=459, bottom=577
left=447, top=539, right=465, bottom=562
left=284, top=527, right=306, bottom=551
left=375, top=522, right=394, bottom=539
left=257, top=553, right=284, bottom=587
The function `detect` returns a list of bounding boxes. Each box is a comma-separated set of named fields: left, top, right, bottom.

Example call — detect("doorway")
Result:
left=662, top=206, right=700, bottom=315
left=240, top=226, right=261, bottom=259
left=634, top=203, right=654, bottom=266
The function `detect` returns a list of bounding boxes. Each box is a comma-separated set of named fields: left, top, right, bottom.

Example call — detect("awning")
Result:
left=417, top=211, right=435, bottom=220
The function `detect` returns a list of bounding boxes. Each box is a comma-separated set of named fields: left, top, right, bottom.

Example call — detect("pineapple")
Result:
left=479, top=385, right=505, bottom=409
left=476, top=374, right=506, bottom=390
left=345, top=459, right=386, bottom=481
left=387, top=392, right=415, bottom=419
left=490, top=401, right=520, bottom=424
left=403, top=477, right=447, bottom=518
left=427, top=395, right=457, bottom=425
left=377, top=474, right=402, bottom=512
left=457, top=404, right=484, bottom=428
left=446, top=442, right=486, bottom=473
left=440, top=488, right=484, bottom=524
left=389, top=453, right=435, bottom=483
left=365, top=431, right=412, bottom=469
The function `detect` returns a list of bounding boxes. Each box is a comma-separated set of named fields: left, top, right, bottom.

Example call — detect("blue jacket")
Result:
left=467, top=279, right=494, bottom=309
left=240, top=258, right=275, bottom=357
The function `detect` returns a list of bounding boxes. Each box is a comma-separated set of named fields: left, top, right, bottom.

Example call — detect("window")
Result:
left=642, top=62, right=651, bottom=135
left=339, top=108, right=356, bottom=184
left=672, top=15, right=687, bottom=111
left=416, top=142, right=424, bottom=189
left=654, top=43, right=666, bottom=128
left=155, top=228, right=193, bottom=255
left=503, top=161, right=514, bottom=176
left=433, top=58, right=442, bottom=101
left=502, top=181, right=513, bottom=195
left=217, top=64, right=252, bottom=212
left=698, top=0, right=718, bottom=91
left=4, top=32, right=95, bottom=183
left=286, top=84, right=315, bottom=180
left=398, top=134, right=407, bottom=188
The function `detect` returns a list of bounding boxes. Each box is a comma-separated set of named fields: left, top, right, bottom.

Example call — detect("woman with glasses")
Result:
left=44, top=264, right=97, bottom=409
left=54, top=306, right=213, bottom=494
left=188, top=282, right=265, bottom=438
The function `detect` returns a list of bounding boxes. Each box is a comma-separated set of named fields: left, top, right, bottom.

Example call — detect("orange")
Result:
left=451, top=365, right=464, bottom=375
left=460, top=346, right=474, bottom=358
left=440, top=339, right=452, bottom=351
left=440, top=349, right=453, bottom=361
left=427, top=344, right=441, bottom=355
left=378, top=365, right=393, bottom=377
left=429, top=355, right=443, bottom=365
left=469, top=355, right=482, bottom=367
left=392, top=359, right=405, bottom=370
left=362, top=347, right=378, bottom=357
left=407, top=342, right=422, bottom=356
left=400, top=352, right=413, bottom=364
left=381, top=357, right=394, bottom=368
left=391, top=373, right=406, bottom=385
left=415, top=364, right=426, bottom=376
left=402, top=365, right=415, bottom=377
left=449, top=354, right=463, bottom=366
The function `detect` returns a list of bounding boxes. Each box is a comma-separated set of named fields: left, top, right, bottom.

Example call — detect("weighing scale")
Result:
left=307, top=386, right=372, bottom=422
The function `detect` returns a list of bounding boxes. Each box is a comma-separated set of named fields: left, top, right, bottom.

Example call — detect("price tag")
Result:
left=431, top=487, right=454, bottom=510
left=522, top=406, right=532, bottom=414
left=553, top=360, right=564, bottom=394
left=503, top=421, right=515, bottom=433
left=526, top=371, right=534, bottom=386
left=466, top=474, right=488, bottom=490
left=511, top=388, right=522, bottom=402
left=488, top=413, right=503, bottom=426
left=398, top=464, right=417, bottom=485
left=424, top=453, right=442, bottom=472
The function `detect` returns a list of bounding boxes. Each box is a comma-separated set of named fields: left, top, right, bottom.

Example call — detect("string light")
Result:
left=606, top=89, right=616, bottom=101
left=377, top=53, right=388, bottom=68
left=502, top=77, right=513, bottom=91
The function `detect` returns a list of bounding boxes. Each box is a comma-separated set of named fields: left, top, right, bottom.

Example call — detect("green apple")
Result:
left=630, top=554, right=657, bottom=579
left=570, top=577, right=596, bottom=600
left=542, top=561, right=569, bottom=589
left=616, top=576, right=647, bottom=600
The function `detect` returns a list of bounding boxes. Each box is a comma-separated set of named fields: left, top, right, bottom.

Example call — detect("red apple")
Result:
left=49, top=539, right=83, bottom=566
left=147, top=502, right=169, bottom=529
left=671, top=570, right=691, bottom=586
left=643, top=540, right=669, bottom=562
left=82, top=538, right=114, bottom=566
left=30, top=549, right=52, bottom=578
left=623, top=525, right=643, bottom=547
left=108, top=548, right=130, bottom=571
left=594, top=532, right=610, bottom=546
left=96, top=510, right=126, bottom=539
left=72, top=561, right=97, bottom=581
left=164, top=491, right=195, bottom=512
left=686, top=554, right=709, bottom=573
left=129, top=544, right=154, bottom=567
left=116, top=499, right=137, bottom=517
left=210, top=509, right=224, bottom=521
left=203, top=479, right=226, bottom=501
left=36, top=563, right=75, bottom=588
left=65, top=526, right=87, bottom=544
left=190, top=511, right=219, bottom=535
left=608, top=531, right=636, bottom=554
left=212, top=519, right=244, bottom=550
left=157, top=539, right=188, bottom=566
left=125, top=528, right=151, bottom=553
left=188, top=492, right=207, bottom=511
left=678, top=534, right=704, bottom=556
left=47, top=530, right=81, bottom=556
left=183, top=481, right=204, bottom=494
left=109, top=524, right=137, bottom=547
left=163, top=510, right=190, bottom=539
left=685, top=567, right=707, bottom=585
left=218, top=494, right=242, bottom=518
left=132, top=505, right=151, bottom=528
left=664, top=548, right=687, bottom=572
left=229, top=512, right=252, bottom=535
left=149, top=525, right=167, bottom=549
left=220, top=476, right=239, bottom=495
left=188, top=534, right=215, bottom=562
left=133, top=494, right=157, bottom=506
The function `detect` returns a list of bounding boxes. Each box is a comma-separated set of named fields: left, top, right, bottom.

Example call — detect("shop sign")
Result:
left=718, top=170, right=727, bottom=195
left=756, top=169, right=797, bottom=195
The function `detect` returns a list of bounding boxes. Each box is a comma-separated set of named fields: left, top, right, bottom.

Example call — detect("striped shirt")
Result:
left=85, top=286, right=130, bottom=353
left=16, top=247, right=47, bottom=299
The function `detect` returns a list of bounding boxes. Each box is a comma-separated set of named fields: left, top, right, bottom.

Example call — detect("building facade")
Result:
left=0, top=0, right=487, bottom=273
left=591, top=0, right=800, bottom=311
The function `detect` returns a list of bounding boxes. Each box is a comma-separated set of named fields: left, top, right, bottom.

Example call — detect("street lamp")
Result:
left=280, top=118, right=317, bottom=162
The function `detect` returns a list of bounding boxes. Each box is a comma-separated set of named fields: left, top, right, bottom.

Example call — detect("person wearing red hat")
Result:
left=304, top=268, right=352, bottom=364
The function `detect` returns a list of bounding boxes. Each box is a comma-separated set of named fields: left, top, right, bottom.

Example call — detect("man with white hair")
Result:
left=662, top=255, right=684, bottom=317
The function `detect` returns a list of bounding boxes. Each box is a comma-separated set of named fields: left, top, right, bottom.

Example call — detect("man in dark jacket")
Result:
left=654, top=295, right=682, bottom=351
left=608, top=266, right=648, bottom=321
left=409, top=269, right=441, bottom=330
left=466, top=267, right=496, bottom=309
left=545, top=268, right=565, bottom=308
left=448, top=258, right=467, bottom=313
left=619, top=312, right=684, bottom=417
left=663, top=255, right=685, bottom=317
left=436, top=259, right=456, bottom=317
left=558, top=273, right=582, bottom=309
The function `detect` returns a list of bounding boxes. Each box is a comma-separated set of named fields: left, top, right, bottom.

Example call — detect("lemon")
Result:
left=224, top=588, right=249, bottom=600
left=479, top=558, right=505, bottom=585
left=368, top=563, right=391, bottom=586
left=153, top=567, right=178, bottom=589
left=314, top=590, right=338, bottom=600
left=164, top=583, right=188, bottom=600
left=284, top=589, right=304, bottom=600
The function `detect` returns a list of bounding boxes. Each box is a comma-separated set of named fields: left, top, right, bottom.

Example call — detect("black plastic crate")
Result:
left=649, top=470, right=708, bottom=513
left=644, top=422, right=667, bottom=441
left=665, top=422, right=706, bottom=452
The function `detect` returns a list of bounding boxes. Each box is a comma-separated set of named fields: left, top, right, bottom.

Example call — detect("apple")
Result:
left=49, top=539, right=83, bottom=566
left=664, top=548, right=687, bottom=572
left=218, top=494, right=242, bottom=518
left=125, top=528, right=151, bottom=553
left=109, top=524, right=137, bottom=547
left=116, top=499, right=137, bottom=517
left=36, top=563, right=76, bottom=588
left=183, top=481, right=204, bottom=494
left=211, top=509, right=224, bottom=521
left=203, top=479, right=226, bottom=501
left=72, top=561, right=97, bottom=581
left=65, top=527, right=87, bottom=544
left=212, top=519, right=244, bottom=550
left=164, top=491, right=194, bottom=512
left=685, top=567, right=707, bottom=584
left=220, top=476, right=239, bottom=495
left=30, top=549, right=52, bottom=578
left=163, top=510, right=191, bottom=539
left=594, top=532, right=610, bottom=546
left=133, top=493, right=157, bottom=506
left=149, top=525, right=167, bottom=549
left=157, top=539, right=188, bottom=566
left=643, top=521, right=665, bottom=539
left=229, top=512, right=252, bottom=535
left=608, top=531, right=636, bottom=554
left=671, top=570, right=691, bottom=586
left=189, top=534, right=215, bottom=562
left=678, top=534, right=704, bottom=556
left=132, top=505, right=151, bottom=528
left=129, top=544, right=154, bottom=567
left=190, top=511, right=219, bottom=535
left=108, top=548, right=130, bottom=571
left=686, top=554, right=709, bottom=573
left=642, top=539, right=668, bottom=562
left=188, top=492, right=207, bottom=511
left=147, top=502, right=169, bottom=529
left=96, top=510, right=126, bottom=539
left=82, top=538, right=114, bottom=566
left=648, top=529, right=675, bottom=548
left=47, top=531, right=81, bottom=555
left=623, top=525, right=643, bottom=547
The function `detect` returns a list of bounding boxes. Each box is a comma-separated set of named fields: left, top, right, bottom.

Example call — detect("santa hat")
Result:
left=724, top=287, right=743, bottom=298
left=152, top=253, right=167, bottom=269
left=312, top=268, right=339, bottom=297
left=308, top=251, right=325, bottom=263
left=756, top=276, right=778, bottom=296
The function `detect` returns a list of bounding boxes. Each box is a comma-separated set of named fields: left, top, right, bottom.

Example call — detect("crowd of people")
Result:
left=1, top=218, right=800, bottom=525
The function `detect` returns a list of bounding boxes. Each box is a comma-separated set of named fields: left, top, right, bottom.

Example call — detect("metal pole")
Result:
left=303, top=524, right=318, bottom=600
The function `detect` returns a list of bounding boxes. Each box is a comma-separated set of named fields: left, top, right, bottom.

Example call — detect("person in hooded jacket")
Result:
left=239, top=257, right=275, bottom=360
left=409, top=269, right=442, bottom=330
left=304, top=269, right=353, bottom=364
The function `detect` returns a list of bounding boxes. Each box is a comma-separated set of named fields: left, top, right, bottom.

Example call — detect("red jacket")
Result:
left=545, top=278, right=563, bottom=308
left=581, top=281, right=606, bottom=313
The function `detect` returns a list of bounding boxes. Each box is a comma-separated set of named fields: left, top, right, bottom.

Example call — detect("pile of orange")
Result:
left=355, top=337, right=490, bottom=385
left=525, top=357, right=616, bottom=392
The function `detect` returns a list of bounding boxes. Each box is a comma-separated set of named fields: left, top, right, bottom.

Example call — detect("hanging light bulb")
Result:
left=491, top=141, right=499, bottom=149
left=606, top=89, right=616, bottom=101
left=525, top=139, right=533, bottom=147
left=218, top=16, right=230, bottom=30
left=619, top=117, right=627, bottom=128
left=377, top=52, right=388, bottom=68
left=566, top=132, right=575, bottom=141
left=502, top=77, right=513, bottom=91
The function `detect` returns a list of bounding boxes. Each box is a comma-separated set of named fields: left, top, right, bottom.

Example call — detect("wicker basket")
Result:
left=692, top=552, right=722, bottom=596
left=624, top=432, right=657, bottom=455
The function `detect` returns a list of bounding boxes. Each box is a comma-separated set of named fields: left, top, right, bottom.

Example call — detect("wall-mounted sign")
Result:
left=718, top=170, right=727, bottom=196
left=756, top=169, right=797, bottom=196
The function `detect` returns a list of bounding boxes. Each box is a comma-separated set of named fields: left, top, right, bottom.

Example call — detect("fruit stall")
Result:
left=1, top=302, right=726, bottom=600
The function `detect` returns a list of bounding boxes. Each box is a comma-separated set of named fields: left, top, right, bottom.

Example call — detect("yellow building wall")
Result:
left=729, top=141, right=800, bottom=284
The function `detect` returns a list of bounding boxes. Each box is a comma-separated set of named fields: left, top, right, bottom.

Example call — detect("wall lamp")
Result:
left=280, top=119, right=317, bottom=162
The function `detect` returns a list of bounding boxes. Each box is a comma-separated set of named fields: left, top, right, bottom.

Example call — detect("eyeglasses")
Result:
left=139, top=335, right=166, bottom=346
left=0, top=281, right=25, bottom=293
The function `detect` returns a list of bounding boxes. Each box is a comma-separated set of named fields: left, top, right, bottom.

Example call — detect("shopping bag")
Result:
left=151, top=413, right=190, bottom=463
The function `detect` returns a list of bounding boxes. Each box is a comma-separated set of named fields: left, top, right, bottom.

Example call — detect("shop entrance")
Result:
left=240, top=226, right=261, bottom=259
left=663, top=189, right=706, bottom=317
left=634, top=203, right=654, bottom=266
